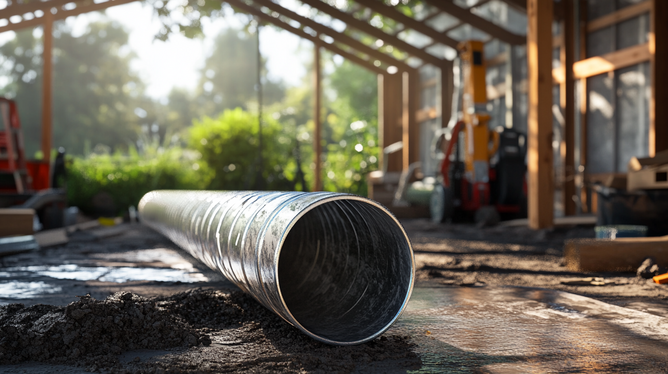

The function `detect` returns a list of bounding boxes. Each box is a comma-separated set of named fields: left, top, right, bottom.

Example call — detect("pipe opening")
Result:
left=278, top=199, right=413, bottom=344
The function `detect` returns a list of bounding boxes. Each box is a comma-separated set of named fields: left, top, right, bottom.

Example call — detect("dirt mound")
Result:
left=0, top=289, right=420, bottom=373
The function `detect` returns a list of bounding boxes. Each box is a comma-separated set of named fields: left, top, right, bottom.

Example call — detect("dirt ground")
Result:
left=1, top=218, right=667, bottom=373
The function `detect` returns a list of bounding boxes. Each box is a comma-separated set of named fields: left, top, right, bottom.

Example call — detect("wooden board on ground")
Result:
left=564, top=235, right=668, bottom=272
left=35, top=228, right=69, bottom=248
left=499, top=215, right=597, bottom=227
left=0, top=208, right=34, bottom=237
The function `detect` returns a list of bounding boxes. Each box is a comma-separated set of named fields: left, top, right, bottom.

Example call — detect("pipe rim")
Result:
left=274, top=194, right=415, bottom=345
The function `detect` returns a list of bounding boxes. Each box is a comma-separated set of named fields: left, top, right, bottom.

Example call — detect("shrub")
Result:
left=189, top=108, right=297, bottom=191
left=67, top=144, right=211, bottom=216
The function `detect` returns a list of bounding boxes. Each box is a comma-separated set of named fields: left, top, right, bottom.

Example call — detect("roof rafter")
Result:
left=224, top=0, right=386, bottom=75
left=423, top=0, right=526, bottom=45
left=251, top=0, right=415, bottom=72
left=298, top=0, right=443, bottom=66
left=0, top=0, right=139, bottom=34
left=353, top=0, right=460, bottom=49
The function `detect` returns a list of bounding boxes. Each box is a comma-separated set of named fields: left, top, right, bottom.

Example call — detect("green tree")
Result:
left=0, top=20, right=148, bottom=156
left=196, top=28, right=284, bottom=116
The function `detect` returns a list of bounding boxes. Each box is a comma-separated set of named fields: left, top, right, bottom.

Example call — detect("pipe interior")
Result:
left=278, top=199, right=413, bottom=343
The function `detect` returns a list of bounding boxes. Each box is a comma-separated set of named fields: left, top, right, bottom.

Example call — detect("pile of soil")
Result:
left=0, top=289, right=420, bottom=373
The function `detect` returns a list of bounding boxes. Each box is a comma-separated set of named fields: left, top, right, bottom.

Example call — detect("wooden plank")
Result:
left=587, top=0, right=651, bottom=33
left=573, top=43, right=650, bottom=79
left=424, top=0, right=526, bottom=45
left=35, top=228, right=68, bottom=247
left=499, top=214, right=596, bottom=227
left=297, top=0, right=445, bottom=67
left=354, top=0, right=460, bottom=50
left=0, top=208, right=34, bottom=237
left=527, top=0, right=554, bottom=229
left=313, top=42, right=322, bottom=191
left=41, top=10, right=53, bottom=165
left=650, top=0, right=668, bottom=155
left=561, top=0, right=576, bottom=216
left=564, top=236, right=668, bottom=272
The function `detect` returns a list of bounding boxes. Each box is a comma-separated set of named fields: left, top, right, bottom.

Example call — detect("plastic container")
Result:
left=595, top=225, right=648, bottom=239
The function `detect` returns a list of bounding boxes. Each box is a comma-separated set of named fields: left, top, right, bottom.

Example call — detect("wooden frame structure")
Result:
left=1, top=0, right=664, bottom=229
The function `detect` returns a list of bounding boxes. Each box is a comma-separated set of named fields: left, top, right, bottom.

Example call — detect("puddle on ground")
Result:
left=0, top=248, right=210, bottom=303
left=1, top=264, right=209, bottom=283
left=0, top=281, right=62, bottom=299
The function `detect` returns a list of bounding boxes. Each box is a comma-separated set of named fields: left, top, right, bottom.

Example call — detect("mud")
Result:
left=1, top=219, right=668, bottom=373
left=0, top=288, right=419, bottom=373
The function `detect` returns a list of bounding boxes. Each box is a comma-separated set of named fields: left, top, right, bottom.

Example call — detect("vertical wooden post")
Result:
left=441, top=60, right=453, bottom=129
left=402, top=71, right=410, bottom=171
left=408, top=69, right=420, bottom=166
left=378, top=73, right=386, bottom=171
left=382, top=72, right=403, bottom=173
left=650, top=0, right=668, bottom=156
left=41, top=10, right=53, bottom=164
left=578, top=0, right=589, bottom=213
left=560, top=0, right=575, bottom=216
left=313, top=41, right=322, bottom=191
left=527, top=0, right=554, bottom=229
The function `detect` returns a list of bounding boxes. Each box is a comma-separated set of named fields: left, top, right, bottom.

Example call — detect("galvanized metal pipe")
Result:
left=138, top=190, right=415, bottom=345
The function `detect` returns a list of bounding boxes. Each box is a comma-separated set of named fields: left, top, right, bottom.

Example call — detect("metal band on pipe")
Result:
left=138, top=190, right=415, bottom=345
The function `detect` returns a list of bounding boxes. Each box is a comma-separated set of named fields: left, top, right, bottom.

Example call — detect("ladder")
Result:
left=0, top=98, right=31, bottom=193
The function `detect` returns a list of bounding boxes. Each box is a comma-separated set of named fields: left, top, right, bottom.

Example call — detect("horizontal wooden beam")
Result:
left=424, top=0, right=526, bottom=45
left=225, top=0, right=385, bottom=75
left=587, top=0, right=650, bottom=33
left=299, top=0, right=443, bottom=66
left=573, top=42, right=650, bottom=79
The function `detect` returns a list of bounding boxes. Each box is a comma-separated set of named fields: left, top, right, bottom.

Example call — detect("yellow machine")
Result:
left=458, top=40, right=499, bottom=183
left=431, top=41, right=526, bottom=224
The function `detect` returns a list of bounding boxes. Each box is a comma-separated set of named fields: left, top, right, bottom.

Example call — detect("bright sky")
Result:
left=2, top=1, right=311, bottom=100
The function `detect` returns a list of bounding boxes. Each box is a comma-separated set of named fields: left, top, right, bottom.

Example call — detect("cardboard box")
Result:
left=0, top=208, right=34, bottom=237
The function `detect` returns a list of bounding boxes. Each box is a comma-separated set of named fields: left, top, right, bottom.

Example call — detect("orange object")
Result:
left=653, top=273, right=668, bottom=284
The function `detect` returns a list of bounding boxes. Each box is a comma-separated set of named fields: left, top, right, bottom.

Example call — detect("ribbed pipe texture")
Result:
left=138, top=190, right=415, bottom=345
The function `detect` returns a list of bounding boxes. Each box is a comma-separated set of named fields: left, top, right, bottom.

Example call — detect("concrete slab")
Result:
left=393, top=286, right=668, bottom=373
